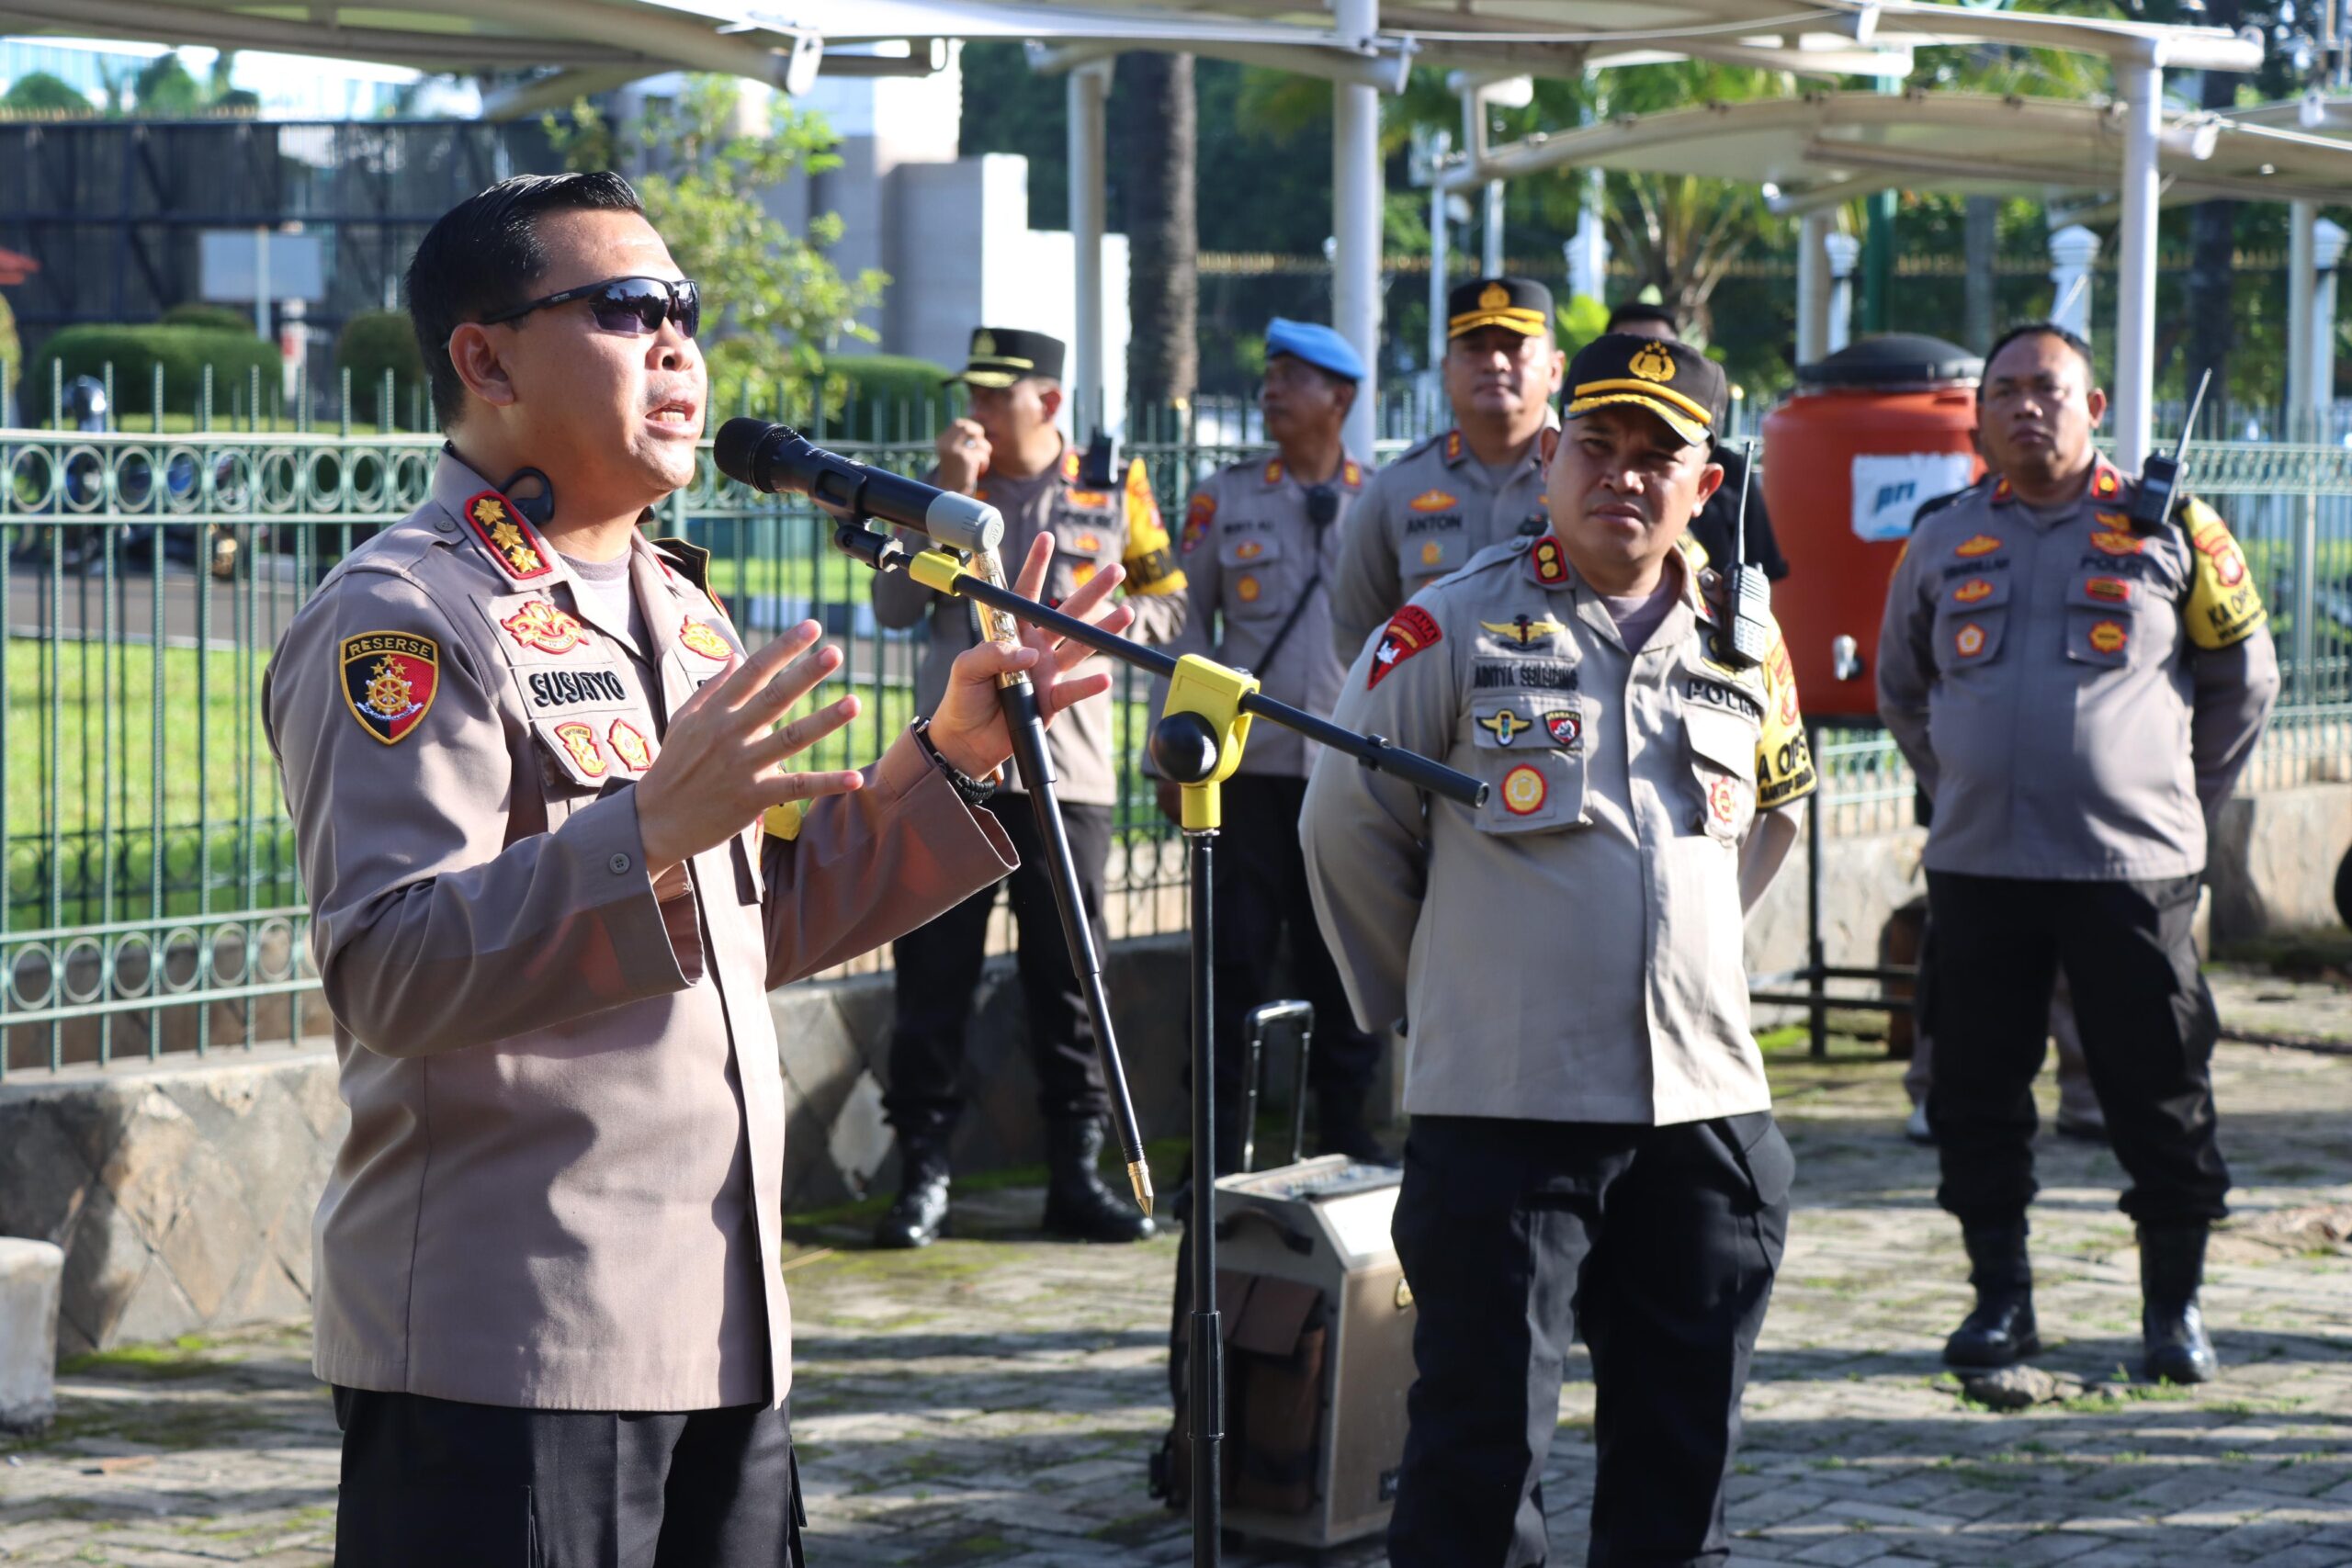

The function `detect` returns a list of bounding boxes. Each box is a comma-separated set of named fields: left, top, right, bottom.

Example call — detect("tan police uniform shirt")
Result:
left=1876, top=457, right=2279, bottom=881
left=1329, top=423, right=1555, bottom=660
left=264, top=452, right=1016, bottom=1412
left=1302, top=535, right=1815, bottom=1127
left=1155, top=451, right=1370, bottom=778
left=870, top=442, right=1188, bottom=805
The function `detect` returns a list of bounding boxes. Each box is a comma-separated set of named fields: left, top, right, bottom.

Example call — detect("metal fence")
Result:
left=5, top=389, right=2349, bottom=1077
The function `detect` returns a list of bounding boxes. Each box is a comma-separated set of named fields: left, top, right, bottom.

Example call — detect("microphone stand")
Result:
left=831, top=520, right=1485, bottom=1568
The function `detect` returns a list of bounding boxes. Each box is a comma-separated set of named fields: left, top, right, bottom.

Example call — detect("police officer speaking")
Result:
left=265, top=174, right=1132, bottom=1563
left=1155, top=316, right=1384, bottom=1169
left=870, top=326, right=1191, bottom=1249
left=1304, top=333, right=1815, bottom=1567
left=1877, top=321, right=2279, bottom=1383
left=1330, top=276, right=1565, bottom=658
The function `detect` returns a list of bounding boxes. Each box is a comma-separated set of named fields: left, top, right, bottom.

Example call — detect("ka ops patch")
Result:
left=341, top=632, right=439, bottom=744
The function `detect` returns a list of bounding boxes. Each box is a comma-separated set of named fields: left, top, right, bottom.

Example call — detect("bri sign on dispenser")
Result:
left=1850, top=452, right=1980, bottom=542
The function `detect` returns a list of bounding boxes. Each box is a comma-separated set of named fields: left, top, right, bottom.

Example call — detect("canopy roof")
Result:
left=1445, top=89, right=2352, bottom=211
left=0, top=0, right=2262, bottom=99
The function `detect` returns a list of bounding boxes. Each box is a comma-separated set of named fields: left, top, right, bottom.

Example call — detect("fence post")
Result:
left=2296, top=457, right=2319, bottom=707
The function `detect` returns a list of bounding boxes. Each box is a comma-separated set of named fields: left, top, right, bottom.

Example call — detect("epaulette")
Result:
left=650, top=535, right=714, bottom=596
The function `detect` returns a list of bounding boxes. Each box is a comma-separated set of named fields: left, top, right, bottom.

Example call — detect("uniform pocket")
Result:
left=2064, top=607, right=2135, bottom=668
left=1470, top=694, right=1586, bottom=834
left=1402, top=524, right=1469, bottom=587
left=1935, top=570, right=2011, bottom=672
left=1049, top=513, right=1117, bottom=600
left=1218, top=530, right=1285, bottom=619
left=1685, top=705, right=1758, bottom=843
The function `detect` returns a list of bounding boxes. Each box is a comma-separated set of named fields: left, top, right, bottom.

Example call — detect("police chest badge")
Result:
left=679, top=618, right=733, bottom=660
left=1544, top=708, right=1583, bottom=750
left=501, top=601, right=591, bottom=655
left=340, top=632, right=439, bottom=745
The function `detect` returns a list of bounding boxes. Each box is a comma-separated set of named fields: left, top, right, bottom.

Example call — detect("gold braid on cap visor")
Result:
left=1567, top=378, right=1714, bottom=423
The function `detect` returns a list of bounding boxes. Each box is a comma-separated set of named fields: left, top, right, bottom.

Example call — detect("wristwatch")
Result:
left=911, top=717, right=1000, bottom=807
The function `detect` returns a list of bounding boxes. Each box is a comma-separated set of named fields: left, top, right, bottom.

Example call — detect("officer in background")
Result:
left=1878, top=320, right=2278, bottom=1383
left=1304, top=334, right=1815, bottom=1566
left=266, top=174, right=1131, bottom=1562
left=1153, top=317, right=1383, bottom=1170
left=1606, top=299, right=1791, bottom=582
left=1330, top=276, right=1564, bottom=659
left=870, top=326, right=1190, bottom=1249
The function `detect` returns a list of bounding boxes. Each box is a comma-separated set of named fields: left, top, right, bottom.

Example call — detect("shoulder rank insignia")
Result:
left=1991, top=477, right=2015, bottom=505
left=1408, top=488, right=1459, bottom=513
left=2092, top=463, right=2123, bottom=501
left=1442, top=430, right=1464, bottom=464
left=680, top=618, right=733, bottom=660
left=1263, top=458, right=1284, bottom=486
left=1954, top=535, right=2002, bottom=558
left=1369, top=605, right=1442, bottom=689
left=1061, top=448, right=1083, bottom=484
left=1526, top=536, right=1571, bottom=587
left=501, top=601, right=591, bottom=655
left=1480, top=615, right=1566, bottom=647
left=459, top=490, right=553, bottom=581
left=1182, top=491, right=1216, bottom=553
left=1341, top=459, right=1363, bottom=490
left=1476, top=709, right=1526, bottom=745
left=340, top=632, right=439, bottom=745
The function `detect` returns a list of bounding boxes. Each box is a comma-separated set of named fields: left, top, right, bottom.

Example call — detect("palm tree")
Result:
left=1115, top=51, right=1198, bottom=415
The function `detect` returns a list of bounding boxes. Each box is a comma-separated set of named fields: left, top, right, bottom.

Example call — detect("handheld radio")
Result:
left=2127, top=368, right=2211, bottom=536
left=1714, top=440, right=1774, bottom=670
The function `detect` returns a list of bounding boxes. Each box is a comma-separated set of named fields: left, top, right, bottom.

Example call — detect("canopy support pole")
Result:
left=1067, top=59, right=1113, bottom=432
left=2113, top=57, right=2162, bottom=469
left=1334, top=0, right=1382, bottom=455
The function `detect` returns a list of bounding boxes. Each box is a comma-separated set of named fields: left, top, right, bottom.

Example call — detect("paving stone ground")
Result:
left=5, top=964, right=2350, bottom=1567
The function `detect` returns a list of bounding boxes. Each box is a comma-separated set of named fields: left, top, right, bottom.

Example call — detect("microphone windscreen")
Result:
left=713, top=419, right=770, bottom=487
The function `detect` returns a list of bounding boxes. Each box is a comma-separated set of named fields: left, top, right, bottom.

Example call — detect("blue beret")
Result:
left=1264, top=317, right=1365, bottom=382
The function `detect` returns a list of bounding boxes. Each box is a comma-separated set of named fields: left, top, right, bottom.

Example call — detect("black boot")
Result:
left=872, top=1134, right=952, bottom=1249
left=2140, top=1222, right=2219, bottom=1384
left=1315, top=1084, right=1387, bottom=1165
left=1944, top=1222, right=2041, bottom=1369
left=1042, top=1115, right=1155, bottom=1244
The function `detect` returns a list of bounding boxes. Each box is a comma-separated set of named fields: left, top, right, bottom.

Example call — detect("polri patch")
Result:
left=340, top=632, right=439, bottom=746
left=1369, top=605, right=1442, bottom=689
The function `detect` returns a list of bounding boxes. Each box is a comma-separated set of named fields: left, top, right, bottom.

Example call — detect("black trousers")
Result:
left=1205, top=773, right=1382, bottom=1112
left=331, top=1387, right=802, bottom=1568
left=1924, top=871, right=2229, bottom=1228
left=1387, top=1113, right=1792, bottom=1568
left=883, top=796, right=1111, bottom=1139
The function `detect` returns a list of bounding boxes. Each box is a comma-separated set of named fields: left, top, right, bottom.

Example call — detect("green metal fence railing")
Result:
left=5, top=385, right=2349, bottom=1077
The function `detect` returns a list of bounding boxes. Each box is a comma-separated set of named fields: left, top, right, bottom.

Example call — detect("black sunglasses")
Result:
left=479, top=275, right=701, bottom=340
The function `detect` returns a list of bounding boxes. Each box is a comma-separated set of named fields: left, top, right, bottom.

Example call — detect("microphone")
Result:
left=713, top=418, right=1004, bottom=556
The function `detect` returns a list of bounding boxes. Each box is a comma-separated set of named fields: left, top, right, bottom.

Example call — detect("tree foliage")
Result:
left=545, top=77, right=886, bottom=412
left=1, top=73, right=93, bottom=116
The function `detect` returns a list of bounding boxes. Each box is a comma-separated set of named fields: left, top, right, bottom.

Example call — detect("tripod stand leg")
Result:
left=995, top=676, right=1153, bottom=1213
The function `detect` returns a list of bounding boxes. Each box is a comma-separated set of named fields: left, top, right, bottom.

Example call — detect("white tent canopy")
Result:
left=0, top=0, right=2292, bottom=458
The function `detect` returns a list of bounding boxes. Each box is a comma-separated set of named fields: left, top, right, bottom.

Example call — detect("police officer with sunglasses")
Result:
left=264, top=173, right=1130, bottom=1567
left=1149, top=317, right=1386, bottom=1172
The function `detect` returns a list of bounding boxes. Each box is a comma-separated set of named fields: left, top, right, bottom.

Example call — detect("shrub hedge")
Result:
left=27, top=324, right=280, bottom=418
